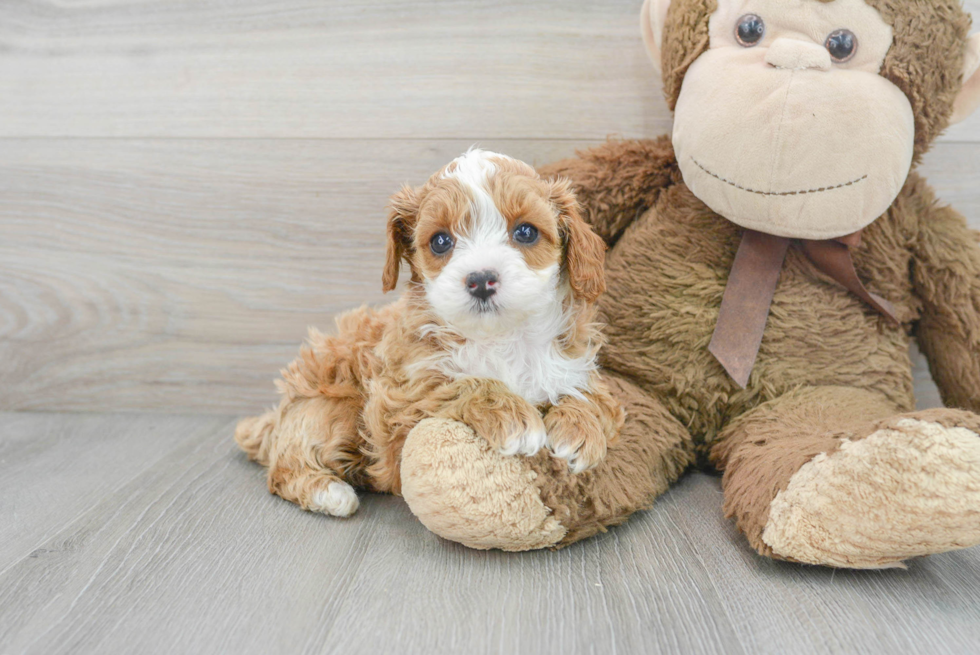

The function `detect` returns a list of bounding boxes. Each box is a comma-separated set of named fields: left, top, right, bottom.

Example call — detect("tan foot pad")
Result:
left=400, top=418, right=566, bottom=552
left=763, top=419, right=980, bottom=569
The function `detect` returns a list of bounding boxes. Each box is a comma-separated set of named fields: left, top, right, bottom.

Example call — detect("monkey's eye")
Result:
left=429, top=232, right=454, bottom=255
left=825, top=29, right=858, bottom=63
left=512, top=223, right=539, bottom=245
left=735, top=14, right=765, bottom=47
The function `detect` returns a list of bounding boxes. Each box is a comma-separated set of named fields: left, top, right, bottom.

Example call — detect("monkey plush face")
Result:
left=642, top=0, right=980, bottom=240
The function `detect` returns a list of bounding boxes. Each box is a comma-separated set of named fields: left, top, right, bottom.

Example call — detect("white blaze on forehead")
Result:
left=442, top=149, right=517, bottom=244
left=443, top=148, right=501, bottom=189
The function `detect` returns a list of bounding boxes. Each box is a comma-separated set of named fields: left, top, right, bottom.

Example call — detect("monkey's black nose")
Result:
left=466, top=270, right=499, bottom=301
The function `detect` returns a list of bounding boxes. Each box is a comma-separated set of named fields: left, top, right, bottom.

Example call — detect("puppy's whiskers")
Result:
left=471, top=298, right=499, bottom=315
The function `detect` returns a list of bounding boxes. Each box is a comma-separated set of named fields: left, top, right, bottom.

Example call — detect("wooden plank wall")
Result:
left=2, top=1, right=979, bottom=414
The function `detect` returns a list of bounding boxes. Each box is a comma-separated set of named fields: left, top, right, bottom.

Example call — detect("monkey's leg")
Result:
left=399, top=373, right=695, bottom=551
left=712, top=386, right=980, bottom=568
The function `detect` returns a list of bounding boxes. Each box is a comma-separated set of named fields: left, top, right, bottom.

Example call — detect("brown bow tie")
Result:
left=709, top=229, right=899, bottom=388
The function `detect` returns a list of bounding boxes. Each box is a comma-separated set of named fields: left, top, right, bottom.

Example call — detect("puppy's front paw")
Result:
left=545, top=407, right=608, bottom=474
left=472, top=399, right=547, bottom=458
left=499, top=419, right=549, bottom=458
left=438, top=381, right=549, bottom=459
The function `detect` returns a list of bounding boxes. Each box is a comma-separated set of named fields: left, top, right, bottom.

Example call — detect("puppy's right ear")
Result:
left=383, top=185, right=421, bottom=293
left=641, top=0, right=672, bottom=78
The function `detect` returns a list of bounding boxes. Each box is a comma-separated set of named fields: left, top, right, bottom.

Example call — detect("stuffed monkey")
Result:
left=399, top=0, right=980, bottom=568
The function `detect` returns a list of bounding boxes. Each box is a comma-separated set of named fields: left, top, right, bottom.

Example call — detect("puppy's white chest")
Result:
left=446, top=337, right=595, bottom=406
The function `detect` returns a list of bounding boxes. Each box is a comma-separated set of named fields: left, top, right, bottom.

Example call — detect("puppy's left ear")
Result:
left=552, top=178, right=607, bottom=303
left=383, top=185, right=421, bottom=293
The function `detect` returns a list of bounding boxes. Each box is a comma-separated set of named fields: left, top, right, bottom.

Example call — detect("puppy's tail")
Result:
left=234, top=410, right=277, bottom=466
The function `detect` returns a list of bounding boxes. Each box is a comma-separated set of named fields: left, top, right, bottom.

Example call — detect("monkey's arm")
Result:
left=538, top=135, right=678, bottom=244
left=911, top=182, right=980, bottom=413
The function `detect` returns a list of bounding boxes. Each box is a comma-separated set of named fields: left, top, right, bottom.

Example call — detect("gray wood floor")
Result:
left=3, top=1, right=980, bottom=653
left=2, top=408, right=980, bottom=655
left=2, top=0, right=979, bottom=415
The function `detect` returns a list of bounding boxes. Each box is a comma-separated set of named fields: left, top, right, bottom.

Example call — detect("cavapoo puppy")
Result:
left=235, top=149, right=624, bottom=517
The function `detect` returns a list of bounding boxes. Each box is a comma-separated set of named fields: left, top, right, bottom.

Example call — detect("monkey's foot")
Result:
left=762, top=418, right=980, bottom=568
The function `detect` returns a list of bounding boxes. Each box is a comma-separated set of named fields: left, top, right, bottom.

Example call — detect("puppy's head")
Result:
left=383, top=150, right=606, bottom=337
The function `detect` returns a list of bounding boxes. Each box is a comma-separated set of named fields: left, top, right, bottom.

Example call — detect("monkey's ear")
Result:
left=552, top=178, right=607, bottom=303
left=640, top=0, right=672, bottom=78
left=951, top=33, right=980, bottom=125
left=382, top=185, right=421, bottom=293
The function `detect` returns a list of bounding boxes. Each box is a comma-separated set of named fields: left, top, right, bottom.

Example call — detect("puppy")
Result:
left=235, top=149, right=624, bottom=518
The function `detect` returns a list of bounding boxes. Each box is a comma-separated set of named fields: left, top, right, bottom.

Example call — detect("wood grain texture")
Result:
left=1, top=0, right=977, bottom=140
left=0, top=412, right=231, bottom=573
left=1, top=139, right=976, bottom=414
left=1, top=412, right=978, bottom=655
left=666, top=473, right=980, bottom=655
left=0, top=0, right=978, bottom=413
left=0, top=138, right=596, bottom=413
left=0, top=0, right=670, bottom=140
left=2, top=3, right=979, bottom=651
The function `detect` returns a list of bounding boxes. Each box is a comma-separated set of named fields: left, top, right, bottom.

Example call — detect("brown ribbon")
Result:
left=709, top=229, right=899, bottom=389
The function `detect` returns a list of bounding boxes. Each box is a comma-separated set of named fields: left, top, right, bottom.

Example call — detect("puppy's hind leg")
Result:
left=235, top=410, right=277, bottom=466
left=272, top=467, right=360, bottom=518
left=265, top=396, right=366, bottom=518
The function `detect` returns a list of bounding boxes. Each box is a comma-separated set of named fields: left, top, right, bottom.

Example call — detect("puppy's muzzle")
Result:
left=466, top=270, right=499, bottom=301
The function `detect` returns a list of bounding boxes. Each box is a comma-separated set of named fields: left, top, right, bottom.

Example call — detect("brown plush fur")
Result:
left=662, top=0, right=716, bottom=111
left=511, top=0, right=980, bottom=562
left=537, top=132, right=980, bottom=559
left=530, top=373, right=695, bottom=546
left=239, top=0, right=980, bottom=564
left=236, top=159, right=622, bottom=514
left=709, top=386, right=903, bottom=558
left=863, top=0, right=973, bottom=161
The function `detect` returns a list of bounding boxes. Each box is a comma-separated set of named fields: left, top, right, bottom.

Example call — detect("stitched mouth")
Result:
left=692, top=158, right=868, bottom=197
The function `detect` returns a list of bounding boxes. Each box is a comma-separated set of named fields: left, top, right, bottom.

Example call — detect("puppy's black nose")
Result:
left=466, top=270, right=499, bottom=301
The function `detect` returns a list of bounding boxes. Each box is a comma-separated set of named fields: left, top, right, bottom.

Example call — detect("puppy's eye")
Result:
left=512, top=223, right=539, bottom=245
left=429, top=232, right=454, bottom=255
left=735, top=14, right=765, bottom=47
left=825, top=29, right=857, bottom=63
